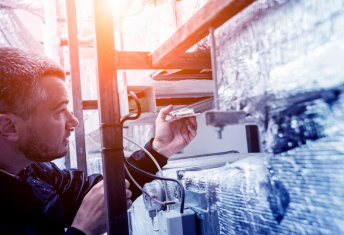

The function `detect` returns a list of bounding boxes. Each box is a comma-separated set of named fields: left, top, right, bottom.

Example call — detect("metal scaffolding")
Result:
left=64, top=0, right=255, bottom=234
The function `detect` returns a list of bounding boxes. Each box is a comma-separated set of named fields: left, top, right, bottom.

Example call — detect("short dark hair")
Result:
left=0, top=47, right=65, bottom=118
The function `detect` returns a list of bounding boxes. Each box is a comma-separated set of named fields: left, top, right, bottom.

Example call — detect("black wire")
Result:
left=170, top=150, right=239, bottom=161
left=129, top=176, right=166, bottom=206
left=120, top=90, right=142, bottom=125
left=123, top=157, right=185, bottom=214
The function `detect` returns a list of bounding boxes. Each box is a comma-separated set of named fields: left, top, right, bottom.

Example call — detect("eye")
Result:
left=57, top=108, right=67, bottom=115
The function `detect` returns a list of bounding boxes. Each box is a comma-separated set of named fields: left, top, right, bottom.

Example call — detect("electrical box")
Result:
left=157, top=209, right=196, bottom=235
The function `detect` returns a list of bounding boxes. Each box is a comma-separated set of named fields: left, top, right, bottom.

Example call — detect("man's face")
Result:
left=19, top=76, right=79, bottom=162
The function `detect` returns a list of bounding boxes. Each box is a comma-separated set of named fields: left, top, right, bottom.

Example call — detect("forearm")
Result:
left=126, top=138, right=168, bottom=200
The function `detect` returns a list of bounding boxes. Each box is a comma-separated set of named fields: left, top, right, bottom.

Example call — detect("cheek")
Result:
left=51, top=121, right=67, bottom=135
left=36, top=118, right=66, bottom=139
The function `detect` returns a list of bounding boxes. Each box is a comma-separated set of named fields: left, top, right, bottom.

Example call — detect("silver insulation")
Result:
left=130, top=0, right=344, bottom=234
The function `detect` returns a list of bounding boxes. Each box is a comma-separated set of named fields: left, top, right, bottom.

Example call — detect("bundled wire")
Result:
left=120, top=90, right=141, bottom=125
left=124, top=156, right=186, bottom=214
left=123, top=136, right=162, bottom=173
left=120, top=90, right=186, bottom=213
left=123, top=135, right=170, bottom=202
left=124, top=164, right=171, bottom=206
left=87, top=133, right=174, bottom=206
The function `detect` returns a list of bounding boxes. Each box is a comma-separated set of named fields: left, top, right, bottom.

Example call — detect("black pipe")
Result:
left=93, top=0, right=128, bottom=234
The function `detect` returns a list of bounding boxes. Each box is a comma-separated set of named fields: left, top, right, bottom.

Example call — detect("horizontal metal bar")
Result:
left=153, top=73, right=212, bottom=81
left=82, top=96, right=213, bottom=110
left=82, top=100, right=98, bottom=110
left=151, top=0, right=255, bottom=67
left=156, top=96, right=213, bottom=106
left=115, top=51, right=210, bottom=70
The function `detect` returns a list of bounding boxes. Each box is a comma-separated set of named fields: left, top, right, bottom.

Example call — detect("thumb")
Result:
left=157, top=105, right=173, bottom=121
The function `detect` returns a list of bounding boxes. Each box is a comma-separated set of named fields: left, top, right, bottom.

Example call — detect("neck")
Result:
left=0, top=142, right=32, bottom=175
left=0, top=168, right=17, bottom=177
left=0, top=162, right=30, bottom=175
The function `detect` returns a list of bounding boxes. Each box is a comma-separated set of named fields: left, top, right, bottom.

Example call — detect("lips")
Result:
left=63, top=134, right=70, bottom=145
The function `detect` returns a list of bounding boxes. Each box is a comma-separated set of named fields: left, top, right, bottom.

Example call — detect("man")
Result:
left=0, top=47, right=197, bottom=235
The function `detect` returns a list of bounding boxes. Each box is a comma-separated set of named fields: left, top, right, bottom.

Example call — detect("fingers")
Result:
left=125, top=179, right=132, bottom=198
left=187, top=123, right=197, bottom=138
left=189, top=116, right=197, bottom=128
left=173, top=117, right=196, bottom=144
left=127, top=199, right=133, bottom=209
left=157, top=105, right=173, bottom=122
left=184, top=117, right=197, bottom=138
left=125, top=179, right=132, bottom=209
left=180, top=121, right=189, bottom=137
left=125, top=179, right=130, bottom=189
left=126, top=189, right=132, bottom=198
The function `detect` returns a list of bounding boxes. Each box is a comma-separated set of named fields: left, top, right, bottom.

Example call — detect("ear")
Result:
left=0, top=114, right=20, bottom=142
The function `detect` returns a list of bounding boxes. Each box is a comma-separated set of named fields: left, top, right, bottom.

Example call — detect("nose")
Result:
left=66, top=111, right=79, bottom=130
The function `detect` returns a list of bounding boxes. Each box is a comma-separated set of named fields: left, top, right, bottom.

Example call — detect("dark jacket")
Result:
left=0, top=140, right=167, bottom=235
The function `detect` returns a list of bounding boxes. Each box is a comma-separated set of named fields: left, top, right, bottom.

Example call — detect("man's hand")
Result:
left=71, top=179, right=132, bottom=235
left=71, top=181, right=106, bottom=235
left=152, top=105, right=197, bottom=157
left=125, top=179, right=133, bottom=208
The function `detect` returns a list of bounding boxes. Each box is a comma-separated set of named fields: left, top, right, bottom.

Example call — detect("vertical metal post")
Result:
left=209, top=27, right=224, bottom=139
left=93, top=0, right=129, bottom=234
left=65, top=0, right=88, bottom=174
left=209, top=27, right=220, bottom=110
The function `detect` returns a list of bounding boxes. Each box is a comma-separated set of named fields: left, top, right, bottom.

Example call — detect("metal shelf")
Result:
left=151, top=0, right=255, bottom=67
left=65, top=0, right=256, bottom=234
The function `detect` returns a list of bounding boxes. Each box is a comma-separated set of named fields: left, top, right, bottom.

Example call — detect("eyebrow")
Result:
left=52, top=100, right=69, bottom=110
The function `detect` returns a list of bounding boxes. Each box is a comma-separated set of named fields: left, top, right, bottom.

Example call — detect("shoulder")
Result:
left=23, top=162, right=62, bottom=183
left=30, top=161, right=59, bottom=175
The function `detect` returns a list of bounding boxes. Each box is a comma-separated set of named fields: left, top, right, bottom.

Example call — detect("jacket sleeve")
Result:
left=29, top=162, right=103, bottom=227
left=126, top=138, right=168, bottom=201
left=29, top=138, right=167, bottom=226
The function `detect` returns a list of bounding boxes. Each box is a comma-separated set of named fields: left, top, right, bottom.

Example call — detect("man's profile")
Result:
left=0, top=47, right=197, bottom=235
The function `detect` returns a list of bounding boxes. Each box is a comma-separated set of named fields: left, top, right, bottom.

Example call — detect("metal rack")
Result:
left=65, top=0, right=255, bottom=234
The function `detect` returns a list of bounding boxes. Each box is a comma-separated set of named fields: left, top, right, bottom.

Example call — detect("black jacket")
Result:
left=0, top=140, right=167, bottom=235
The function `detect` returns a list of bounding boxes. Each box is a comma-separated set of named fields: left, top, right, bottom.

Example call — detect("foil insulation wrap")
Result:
left=130, top=0, right=344, bottom=234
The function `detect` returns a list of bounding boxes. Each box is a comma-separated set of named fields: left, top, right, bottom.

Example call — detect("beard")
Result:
left=19, top=126, right=67, bottom=162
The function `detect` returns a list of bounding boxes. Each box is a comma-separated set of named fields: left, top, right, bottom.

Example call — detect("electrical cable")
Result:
left=123, top=136, right=162, bottom=173
left=87, top=134, right=101, bottom=148
left=171, top=150, right=239, bottom=161
left=89, top=88, right=184, bottom=211
left=124, top=156, right=185, bottom=214
left=88, top=121, right=174, bottom=207
left=124, top=163, right=170, bottom=206
left=120, top=90, right=175, bottom=207
left=120, top=90, right=141, bottom=125
left=123, top=135, right=170, bottom=203
left=89, top=133, right=163, bottom=175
